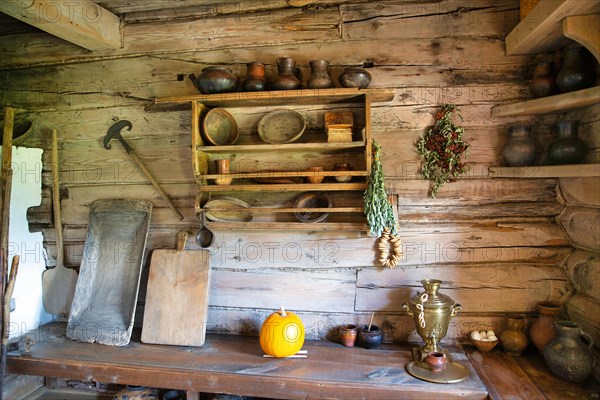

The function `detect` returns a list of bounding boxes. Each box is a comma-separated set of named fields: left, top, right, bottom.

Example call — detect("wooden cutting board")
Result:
left=141, top=230, right=211, bottom=346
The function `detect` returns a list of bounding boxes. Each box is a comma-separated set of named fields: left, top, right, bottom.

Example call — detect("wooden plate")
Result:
left=202, top=108, right=239, bottom=145
left=294, top=192, right=332, bottom=223
left=258, top=110, right=306, bottom=144
left=205, top=197, right=253, bottom=222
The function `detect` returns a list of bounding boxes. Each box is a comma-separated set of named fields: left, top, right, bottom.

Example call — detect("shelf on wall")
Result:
left=204, top=221, right=369, bottom=231
left=506, top=0, right=600, bottom=57
left=488, top=163, right=600, bottom=178
left=200, top=170, right=368, bottom=180
left=197, top=141, right=366, bottom=153
left=146, top=88, right=395, bottom=112
left=197, top=182, right=368, bottom=192
left=491, top=86, right=600, bottom=117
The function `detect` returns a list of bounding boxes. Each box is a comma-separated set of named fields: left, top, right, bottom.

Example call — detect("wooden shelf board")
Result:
left=204, top=221, right=369, bottom=231
left=491, top=86, right=600, bottom=117
left=488, top=163, right=600, bottom=178
left=146, top=88, right=395, bottom=111
left=198, top=183, right=368, bottom=192
left=200, top=207, right=363, bottom=213
left=200, top=171, right=368, bottom=179
left=505, top=0, right=600, bottom=56
left=197, top=141, right=366, bottom=153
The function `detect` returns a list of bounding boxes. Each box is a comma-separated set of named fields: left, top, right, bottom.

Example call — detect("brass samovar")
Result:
left=401, top=279, right=461, bottom=361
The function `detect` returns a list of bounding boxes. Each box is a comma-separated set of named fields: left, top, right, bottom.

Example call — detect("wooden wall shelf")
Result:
left=488, top=164, right=600, bottom=178
left=205, top=221, right=369, bottom=231
left=491, top=86, right=600, bottom=117
left=506, top=0, right=600, bottom=58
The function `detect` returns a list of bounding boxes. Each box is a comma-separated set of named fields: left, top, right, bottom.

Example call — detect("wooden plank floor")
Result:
left=8, top=323, right=488, bottom=400
left=465, top=345, right=600, bottom=400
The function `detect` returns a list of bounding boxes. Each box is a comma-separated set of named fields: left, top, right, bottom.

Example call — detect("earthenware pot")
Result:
left=529, top=301, right=562, bottom=353
left=189, top=67, right=238, bottom=94
left=271, top=57, right=302, bottom=90
left=340, top=324, right=358, bottom=347
left=425, top=351, right=447, bottom=372
left=529, top=61, right=557, bottom=98
left=500, top=315, right=528, bottom=356
left=543, top=320, right=595, bottom=382
left=547, top=120, right=587, bottom=165
left=502, top=125, right=536, bottom=167
left=333, top=163, right=352, bottom=182
left=242, top=62, right=267, bottom=92
left=556, top=45, right=597, bottom=93
left=359, top=324, right=383, bottom=349
left=338, top=67, right=371, bottom=88
left=307, top=59, right=334, bottom=89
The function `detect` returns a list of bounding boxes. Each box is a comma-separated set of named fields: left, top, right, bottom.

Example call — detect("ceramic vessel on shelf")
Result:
left=307, top=59, right=334, bottom=89
left=338, top=67, right=371, bottom=88
left=189, top=67, right=237, bottom=94
left=162, top=390, right=185, bottom=400
left=359, top=324, right=383, bottom=349
left=547, top=120, right=587, bottom=165
left=529, top=61, right=557, bottom=98
left=555, top=45, right=597, bottom=94
left=529, top=301, right=562, bottom=354
left=543, top=320, right=595, bottom=382
left=340, top=324, right=358, bottom=347
left=502, top=125, right=536, bottom=167
left=499, top=314, right=528, bottom=356
left=401, top=279, right=461, bottom=359
left=271, top=57, right=302, bottom=90
left=242, top=62, right=267, bottom=92
left=425, top=351, right=447, bottom=372
left=114, top=385, right=158, bottom=400
left=306, top=166, right=324, bottom=183
left=214, top=159, right=232, bottom=185
left=333, top=163, right=352, bottom=182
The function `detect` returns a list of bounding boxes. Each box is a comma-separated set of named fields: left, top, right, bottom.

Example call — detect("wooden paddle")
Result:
left=42, top=129, right=77, bottom=316
left=141, top=230, right=211, bottom=346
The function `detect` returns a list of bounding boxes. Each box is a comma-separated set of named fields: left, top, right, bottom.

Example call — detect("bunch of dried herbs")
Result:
left=417, top=104, right=470, bottom=198
left=364, top=139, right=398, bottom=237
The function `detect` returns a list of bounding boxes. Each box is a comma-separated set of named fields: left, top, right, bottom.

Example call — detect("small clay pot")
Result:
left=307, top=59, right=334, bottom=89
left=340, top=324, right=358, bottom=347
left=425, top=351, right=447, bottom=372
left=529, top=61, right=557, bottom=98
left=359, top=324, right=383, bottom=349
left=271, top=57, right=303, bottom=90
left=338, top=67, right=371, bottom=88
left=306, top=166, right=324, bottom=183
left=242, top=62, right=267, bottom=92
left=333, top=163, right=352, bottom=182
left=189, top=67, right=237, bottom=94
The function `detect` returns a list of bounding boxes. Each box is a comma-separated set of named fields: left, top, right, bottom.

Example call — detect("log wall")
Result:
left=2, top=0, right=597, bottom=348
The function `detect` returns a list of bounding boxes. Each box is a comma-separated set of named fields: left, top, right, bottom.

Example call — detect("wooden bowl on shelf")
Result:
left=471, top=338, right=498, bottom=352
left=294, top=192, right=332, bottom=223
left=202, top=108, right=239, bottom=145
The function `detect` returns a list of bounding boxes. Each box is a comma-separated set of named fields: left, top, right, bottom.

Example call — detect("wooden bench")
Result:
left=6, top=322, right=599, bottom=399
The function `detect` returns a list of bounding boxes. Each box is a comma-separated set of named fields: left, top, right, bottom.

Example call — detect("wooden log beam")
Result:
left=0, top=0, right=121, bottom=51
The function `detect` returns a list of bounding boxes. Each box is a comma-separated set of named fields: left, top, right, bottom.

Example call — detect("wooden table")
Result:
left=8, top=322, right=488, bottom=400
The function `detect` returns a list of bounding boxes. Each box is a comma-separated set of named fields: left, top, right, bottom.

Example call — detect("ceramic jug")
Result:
left=543, top=320, right=595, bottom=382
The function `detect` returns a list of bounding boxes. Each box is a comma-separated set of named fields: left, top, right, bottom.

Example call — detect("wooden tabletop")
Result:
left=8, top=322, right=488, bottom=400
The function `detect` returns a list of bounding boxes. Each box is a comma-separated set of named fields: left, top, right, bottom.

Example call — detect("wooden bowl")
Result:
left=258, top=110, right=306, bottom=144
left=202, top=108, right=239, bottom=145
left=471, top=338, right=498, bottom=352
left=294, top=192, right=332, bottom=223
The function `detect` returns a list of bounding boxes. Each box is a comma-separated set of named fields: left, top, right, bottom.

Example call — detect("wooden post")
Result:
left=0, top=106, right=15, bottom=400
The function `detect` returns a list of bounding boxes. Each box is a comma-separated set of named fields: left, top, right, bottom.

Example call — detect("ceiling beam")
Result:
left=0, top=0, right=121, bottom=51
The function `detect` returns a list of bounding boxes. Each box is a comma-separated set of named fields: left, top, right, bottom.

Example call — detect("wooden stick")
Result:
left=0, top=256, right=19, bottom=400
left=368, top=312, right=374, bottom=331
left=51, top=129, right=64, bottom=269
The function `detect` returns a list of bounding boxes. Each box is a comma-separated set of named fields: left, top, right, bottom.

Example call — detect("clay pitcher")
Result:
left=543, top=320, right=595, bottom=382
left=271, top=57, right=302, bottom=90
left=500, top=314, right=528, bottom=356
left=529, top=301, right=562, bottom=353
left=307, top=59, right=334, bottom=89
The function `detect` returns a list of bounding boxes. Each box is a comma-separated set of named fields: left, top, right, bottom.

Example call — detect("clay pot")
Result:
left=359, top=324, right=383, bottom=349
left=307, top=59, right=334, bottom=89
left=306, top=166, right=324, bottom=183
left=214, top=159, right=232, bottom=185
left=425, top=351, right=447, bottom=372
left=500, top=315, right=528, bottom=356
left=333, top=163, right=352, bottom=182
left=556, top=45, right=597, bottom=94
left=529, top=61, right=557, bottom=98
left=543, top=320, right=595, bottom=382
left=547, top=120, right=587, bottom=165
left=271, top=57, right=302, bottom=90
left=529, top=301, right=562, bottom=353
left=189, top=67, right=237, bottom=94
left=242, top=62, right=267, bottom=92
left=340, top=324, right=358, bottom=347
left=338, top=67, right=371, bottom=88
left=502, top=125, right=537, bottom=167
